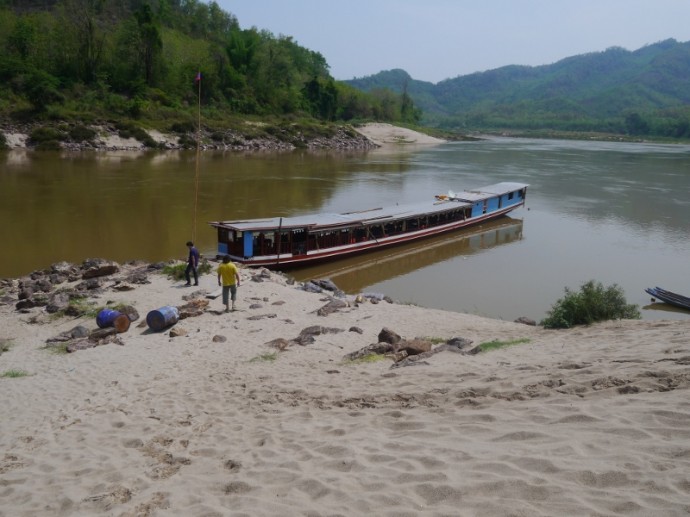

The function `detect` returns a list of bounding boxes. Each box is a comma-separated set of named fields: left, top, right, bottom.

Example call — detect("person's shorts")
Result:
left=222, top=285, right=237, bottom=304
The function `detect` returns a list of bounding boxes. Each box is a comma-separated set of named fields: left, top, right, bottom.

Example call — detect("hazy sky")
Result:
left=217, top=0, right=690, bottom=83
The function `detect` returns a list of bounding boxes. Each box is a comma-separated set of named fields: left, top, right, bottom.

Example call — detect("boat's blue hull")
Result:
left=644, top=287, right=690, bottom=311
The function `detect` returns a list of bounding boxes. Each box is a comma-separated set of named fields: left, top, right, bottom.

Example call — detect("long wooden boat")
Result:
left=209, top=181, right=528, bottom=268
left=644, top=287, right=690, bottom=311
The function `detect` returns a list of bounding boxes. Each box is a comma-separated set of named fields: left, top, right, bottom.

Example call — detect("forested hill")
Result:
left=346, top=40, right=690, bottom=138
left=0, top=0, right=420, bottom=147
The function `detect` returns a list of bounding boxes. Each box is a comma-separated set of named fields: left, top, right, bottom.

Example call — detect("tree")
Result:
left=57, top=0, right=111, bottom=84
left=303, top=76, right=338, bottom=120
left=625, top=112, right=649, bottom=136
left=134, top=3, right=163, bottom=86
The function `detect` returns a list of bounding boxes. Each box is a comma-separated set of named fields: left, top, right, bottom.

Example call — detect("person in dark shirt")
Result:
left=185, top=241, right=200, bottom=286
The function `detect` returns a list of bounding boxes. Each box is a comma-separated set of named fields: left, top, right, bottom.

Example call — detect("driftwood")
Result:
left=343, top=342, right=396, bottom=361
left=294, top=325, right=344, bottom=345
left=341, top=331, right=474, bottom=367
left=390, top=337, right=474, bottom=369
left=89, top=327, right=118, bottom=341
left=247, top=313, right=277, bottom=321
left=265, top=338, right=290, bottom=351
left=66, top=333, right=124, bottom=352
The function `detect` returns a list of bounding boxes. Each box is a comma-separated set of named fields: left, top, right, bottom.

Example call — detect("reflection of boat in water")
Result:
left=289, top=217, right=524, bottom=292
left=210, top=182, right=527, bottom=267
left=644, top=287, right=690, bottom=312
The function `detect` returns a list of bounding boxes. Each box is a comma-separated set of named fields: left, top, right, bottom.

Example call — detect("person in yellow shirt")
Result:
left=217, top=255, right=241, bottom=312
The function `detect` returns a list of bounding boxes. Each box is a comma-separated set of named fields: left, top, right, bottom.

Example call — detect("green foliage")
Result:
left=29, top=125, right=65, bottom=143
left=24, top=68, right=63, bottom=111
left=170, top=120, right=196, bottom=133
left=162, top=260, right=212, bottom=281
left=29, top=124, right=66, bottom=148
left=478, top=338, right=531, bottom=352
left=0, top=3, right=409, bottom=125
left=0, top=131, right=6, bottom=149
left=541, top=280, right=641, bottom=329
left=1, top=369, right=29, bottom=378
left=68, top=124, right=96, bottom=142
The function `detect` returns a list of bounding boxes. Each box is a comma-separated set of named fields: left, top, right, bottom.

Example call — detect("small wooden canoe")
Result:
left=644, top=287, right=690, bottom=311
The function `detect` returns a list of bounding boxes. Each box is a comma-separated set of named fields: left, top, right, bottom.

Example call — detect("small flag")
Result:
left=195, top=71, right=201, bottom=83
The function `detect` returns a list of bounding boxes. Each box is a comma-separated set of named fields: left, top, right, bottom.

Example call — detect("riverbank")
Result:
left=1, top=259, right=689, bottom=516
left=1, top=121, right=451, bottom=153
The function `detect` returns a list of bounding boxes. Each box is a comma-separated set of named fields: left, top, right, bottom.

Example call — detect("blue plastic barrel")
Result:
left=146, top=306, right=180, bottom=331
left=97, top=308, right=122, bottom=329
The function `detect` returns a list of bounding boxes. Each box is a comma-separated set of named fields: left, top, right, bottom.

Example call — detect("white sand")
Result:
left=1, top=263, right=689, bottom=516
left=354, top=123, right=445, bottom=146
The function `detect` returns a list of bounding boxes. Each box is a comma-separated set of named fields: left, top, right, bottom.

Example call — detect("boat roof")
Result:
left=210, top=182, right=528, bottom=232
left=449, top=182, right=529, bottom=202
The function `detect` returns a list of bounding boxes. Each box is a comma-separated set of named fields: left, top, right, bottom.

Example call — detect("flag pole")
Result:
left=192, top=71, right=201, bottom=243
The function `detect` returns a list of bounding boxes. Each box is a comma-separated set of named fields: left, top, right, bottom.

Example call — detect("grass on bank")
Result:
left=44, top=343, right=69, bottom=355
left=249, top=352, right=278, bottom=363
left=1, top=369, right=30, bottom=378
left=66, top=296, right=100, bottom=319
left=477, top=338, right=531, bottom=352
left=343, top=353, right=388, bottom=365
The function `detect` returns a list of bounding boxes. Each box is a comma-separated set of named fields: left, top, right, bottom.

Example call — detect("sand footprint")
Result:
left=139, top=436, right=191, bottom=480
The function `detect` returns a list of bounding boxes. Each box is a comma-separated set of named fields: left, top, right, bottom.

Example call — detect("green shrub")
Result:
left=177, top=134, right=197, bottom=148
left=0, top=132, right=7, bottom=149
left=541, top=280, right=640, bottom=329
left=29, top=126, right=66, bottom=144
left=116, top=121, right=159, bottom=148
left=69, top=125, right=96, bottom=142
left=170, top=121, right=196, bottom=133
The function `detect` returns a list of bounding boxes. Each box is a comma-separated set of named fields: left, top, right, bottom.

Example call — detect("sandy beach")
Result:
left=1, top=258, right=689, bottom=517
left=353, top=123, right=445, bottom=146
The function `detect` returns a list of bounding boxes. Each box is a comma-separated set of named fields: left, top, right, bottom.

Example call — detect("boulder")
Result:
left=169, top=327, right=187, bottom=337
left=82, top=259, right=119, bottom=279
left=395, top=338, right=432, bottom=356
left=316, top=298, right=348, bottom=316
left=378, top=327, right=401, bottom=345
left=46, top=291, right=71, bottom=314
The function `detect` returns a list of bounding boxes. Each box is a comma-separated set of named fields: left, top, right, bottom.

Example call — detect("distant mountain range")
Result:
left=345, top=39, right=690, bottom=136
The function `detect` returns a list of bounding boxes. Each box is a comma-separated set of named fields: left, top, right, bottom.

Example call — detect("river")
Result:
left=2, top=137, right=689, bottom=322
